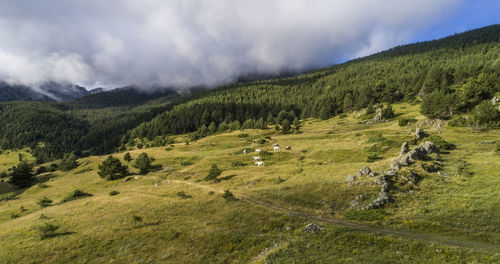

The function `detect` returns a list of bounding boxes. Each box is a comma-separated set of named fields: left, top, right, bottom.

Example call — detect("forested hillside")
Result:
left=130, top=25, right=499, bottom=143
left=0, top=24, right=498, bottom=162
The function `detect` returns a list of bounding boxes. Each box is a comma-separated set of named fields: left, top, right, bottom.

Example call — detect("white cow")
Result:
left=253, top=156, right=261, bottom=161
left=255, top=148, right=261, bottom=153
left=273, top=146, right=281, bottom=152
left=243, top=149, right=247, bottom=154
left=255, top=161, right=264, bottom=167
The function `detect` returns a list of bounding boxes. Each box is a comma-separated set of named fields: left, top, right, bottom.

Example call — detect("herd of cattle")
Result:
left=243, top=143, right=291, bottom=167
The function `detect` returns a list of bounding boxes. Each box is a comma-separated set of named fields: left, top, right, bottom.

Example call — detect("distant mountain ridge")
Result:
left=0, top=81, right=92, bottom=102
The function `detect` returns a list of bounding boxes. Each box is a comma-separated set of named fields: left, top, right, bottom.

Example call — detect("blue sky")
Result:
left=412, top=1, right=500, bottom=43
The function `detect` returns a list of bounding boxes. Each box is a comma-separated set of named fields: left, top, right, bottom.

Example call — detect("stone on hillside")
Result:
left=374, top=108, right=383, bottom=122
left=303, top=223, right=324, bottom=233
left=399, top=142, right=409, bottom=158
left=415, top=127, right=424, bottom=139
left=357, top=166, right=372, bottom=177
left=368, top=171, right=378, bottom=177
left=349, top=199, right=359, bottom=209
left=419, top=141, right=438, bottom=154
left=345, top=174, right=356, bottom=183
left=399, top=154, right=412, bottom=166
left=409, top=171, right=421, bottom=183
left=390, top=159, right=401, bottom=171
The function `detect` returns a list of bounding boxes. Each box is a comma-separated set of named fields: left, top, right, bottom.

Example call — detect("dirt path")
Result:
left=170, top=179, right=500, bottom=255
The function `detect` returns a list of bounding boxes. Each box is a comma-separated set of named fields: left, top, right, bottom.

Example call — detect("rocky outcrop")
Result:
left=345, top=174, right=357, bottom=183
left=357, top=166, right=372, bottom=177
left=390, top=159, right=402, bottom=172
left=398, top=142, right=409, bottom=158
left=415, top=127, right=424, bottom=139
left=399, top=141, right=438, bottom=165
left=303, top=223, right=324, bottom=233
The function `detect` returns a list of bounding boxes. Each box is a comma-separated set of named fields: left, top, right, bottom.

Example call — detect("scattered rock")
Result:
left=373, top=107, right=384, bottom=122
left=357, top=166, right=372, bottom=177
left=367, top=171, right=378, bottom=177
left=303, top=223, right=324, bottom=233
left=390, top=159, right=401, bottom=171
left=409, top=171, right=421, bottom=183
left=418, top=141, right=438, bottom=154
left=345, top=174, right=357, bottom=183
left=398, top=142, right=409, bottom=158
left=358, top=120, right=373, bottom=125
left=363, top=191, right=392, bottom=210
left=122, top=177, right=132, bottom=182
left=477, top=140, right=495, bottom=145
left=415, top=127, right=424, bottom=139
left=349, top=199, right=359, bottom=209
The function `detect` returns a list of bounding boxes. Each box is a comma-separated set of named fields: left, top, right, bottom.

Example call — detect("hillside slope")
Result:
left=0, top=103, right=499, bottom=263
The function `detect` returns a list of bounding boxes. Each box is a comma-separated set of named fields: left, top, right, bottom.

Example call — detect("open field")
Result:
left=1, top=103, right=499, bottom=263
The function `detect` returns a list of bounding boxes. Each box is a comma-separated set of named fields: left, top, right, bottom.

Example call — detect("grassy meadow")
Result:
left=0, top=103, right=499, bottom=263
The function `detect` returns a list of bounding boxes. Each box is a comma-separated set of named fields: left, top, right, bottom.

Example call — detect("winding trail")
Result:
left=170, top=180, right=500, bottom=255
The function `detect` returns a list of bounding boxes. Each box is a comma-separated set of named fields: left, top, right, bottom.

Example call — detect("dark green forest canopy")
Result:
left=131, top=24, right=500, bottom=139
left=0, top=24, right=499, bottom=162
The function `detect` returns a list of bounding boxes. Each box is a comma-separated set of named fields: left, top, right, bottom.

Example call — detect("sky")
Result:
left=0, top=0, right=498, bottom=90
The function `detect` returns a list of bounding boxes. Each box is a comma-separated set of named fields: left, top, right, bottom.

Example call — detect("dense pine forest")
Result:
left=0, top=24, right=499, bottom=163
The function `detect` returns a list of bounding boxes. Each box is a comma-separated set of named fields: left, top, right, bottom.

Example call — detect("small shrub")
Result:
left=59, top=153, right=78, bottom=171
left=222, top=190, right=236, bottom=201
left=164, top=147, right=173, bottom=151
left=61, top=189, right=92, bottom=203
left=381, top=105, right=395, bottom=119
left=98, top=155, right=129, bottom=180
left=257, top=139, right=267, bottom=144
left=0, top=192, right=16, bottom=202
left=109, top=190, right=120, bottom=196
left=35, top=166, right=48, bottom=175
left=10, top=212, right=19, bottom=219
left=39, top=213, right=49, bottom=220
left=237, top=133, right=249, bottom=138
left=124, top=152, right=133, bottom=162
left=132, top=215, right=142, bottom=222
left=398, top=118, right=417, bottom=127
left=208, top=191, right=215, bottom=195
left=177, top=191, right=193, bottom=199
left=274, top=176, right=285, bottom=184
left=37, top=223, right=59, bottom=240
left=205, top=164, right=222, bottom=181
left=180, top=160, right=193, bottom=166
left=231, top=161, right=246, bottom=167
left=38, top=183, right=49, bottom=188
left=339, top=113, right=348, bottom=119
left=366, top=153, right=381, bottom=162
left=137, top=143, right=143, bottom=149
left=448, top=116, right=468, bottom=127
left=0, top=171, right=7, bottom=178
left=134, top=153, right=153, bottom=174
left=427, top=135, right=451, bottom=150
left=37, top=197, right=53, bottom=208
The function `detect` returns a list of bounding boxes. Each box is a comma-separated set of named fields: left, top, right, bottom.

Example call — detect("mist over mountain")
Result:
left=0, top=0, right=460, bottom=90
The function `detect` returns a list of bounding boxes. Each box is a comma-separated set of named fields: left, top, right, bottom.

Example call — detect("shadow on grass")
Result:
left=215, top=174, right=237, bottom=182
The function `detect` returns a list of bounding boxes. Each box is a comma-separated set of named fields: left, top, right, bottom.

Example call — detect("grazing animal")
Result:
left=255, top=161, right=264, bottom=167
left=253, top=156, right=261, bottom=161
left=273, top=143, right=280, bottom=147
left=255, top=149, right=261, bottom=153
left=273, top=146, right=281, bottom=152
left=243, top=149, right=247, bottom=154
left=286, top=146, right=291, bottom=150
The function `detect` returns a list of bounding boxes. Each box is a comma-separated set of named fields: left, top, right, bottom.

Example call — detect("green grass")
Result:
left=0, top=103, right=499, bottom=263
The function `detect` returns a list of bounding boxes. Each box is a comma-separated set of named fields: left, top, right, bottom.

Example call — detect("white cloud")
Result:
left=0, top=0, right=460, bottom=89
